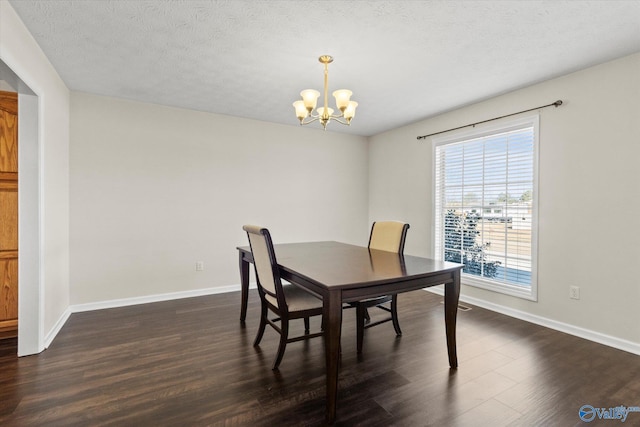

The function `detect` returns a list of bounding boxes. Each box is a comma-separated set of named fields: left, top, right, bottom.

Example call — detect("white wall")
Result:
left=0, top=1, right=71, bottom=354
left=70, top=93, right=369, bottom=304
left=369, top=53, right=640, bottom=347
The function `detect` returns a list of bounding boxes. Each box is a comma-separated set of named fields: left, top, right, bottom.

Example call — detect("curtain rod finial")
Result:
left=554, top=100, right=563, bottom=107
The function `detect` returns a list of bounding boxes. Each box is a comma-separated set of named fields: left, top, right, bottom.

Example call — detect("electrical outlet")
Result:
left=196, top=261, right=204, bottom=271
left=569, top=285, right=580, bottom=300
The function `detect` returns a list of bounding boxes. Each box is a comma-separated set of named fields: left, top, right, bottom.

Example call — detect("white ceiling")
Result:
left=7, top=0, right=640, bottom=136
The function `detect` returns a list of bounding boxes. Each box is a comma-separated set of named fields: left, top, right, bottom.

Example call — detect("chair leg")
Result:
left=304, top=317, right=310, bottom=334
left=356, top=304, right=366, bottom=354
left=272, top=318, right=289, bottom=370
left=391, top=295, right=402, bottom=336
left=253, top=302, right=268, bottom=346
left=364, top=307, right=371, bottom=324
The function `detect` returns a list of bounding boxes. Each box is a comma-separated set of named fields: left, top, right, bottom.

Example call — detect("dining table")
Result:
left=237, top=241, right=463, bottom=424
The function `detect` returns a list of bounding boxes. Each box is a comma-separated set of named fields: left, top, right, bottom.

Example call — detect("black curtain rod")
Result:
left=416, top=100, right=563, bottom=140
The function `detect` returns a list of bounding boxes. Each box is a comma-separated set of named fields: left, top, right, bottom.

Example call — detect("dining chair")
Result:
left=243, top=225, right=324, bottom=370
left=352, top=221, right=410, bottom=353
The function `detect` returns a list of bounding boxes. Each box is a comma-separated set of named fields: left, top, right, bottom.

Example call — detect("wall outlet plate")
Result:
left=569, top=286, right=580, bottom=300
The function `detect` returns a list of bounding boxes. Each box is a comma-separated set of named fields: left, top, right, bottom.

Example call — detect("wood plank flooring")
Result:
left=0, top=290, right=638, bottom=426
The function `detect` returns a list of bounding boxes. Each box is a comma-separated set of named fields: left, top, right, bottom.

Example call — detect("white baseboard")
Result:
left=425, top=287, right=640, bottom=356
left=69, top=284, right=255, bottom=313
left=44, top=307, right=72, bottom=350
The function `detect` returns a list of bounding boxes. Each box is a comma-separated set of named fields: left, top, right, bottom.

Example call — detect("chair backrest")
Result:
left=243, top=225, right=284, bottom=310
left=368, top=221, right=410, bottom=254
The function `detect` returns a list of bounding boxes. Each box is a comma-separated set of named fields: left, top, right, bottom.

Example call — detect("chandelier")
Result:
left=292, top=55, right=358, bottom=130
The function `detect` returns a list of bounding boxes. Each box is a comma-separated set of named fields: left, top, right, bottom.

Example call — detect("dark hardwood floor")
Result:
left=1, top=290, right=638, bottom=426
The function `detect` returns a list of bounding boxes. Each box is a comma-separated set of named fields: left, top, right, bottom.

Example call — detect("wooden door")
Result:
left=0, top=90, right=18, bottom=338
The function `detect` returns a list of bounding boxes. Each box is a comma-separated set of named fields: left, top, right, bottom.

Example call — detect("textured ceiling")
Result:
left=7, top=0, right=640, bottom=136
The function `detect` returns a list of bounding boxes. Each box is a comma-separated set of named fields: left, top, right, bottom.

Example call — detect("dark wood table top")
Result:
left=237, top=241, right=462, bottom=293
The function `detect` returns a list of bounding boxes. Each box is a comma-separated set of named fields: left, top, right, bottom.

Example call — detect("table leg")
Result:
left=239, top=251, right=250, bottom=323
left=324, top=289, right=342, bottom=424
left=444, top=269, right=461, bottom=368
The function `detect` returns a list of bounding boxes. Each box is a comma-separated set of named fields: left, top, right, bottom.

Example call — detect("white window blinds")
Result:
left=434, top=116, right=538, bottom=299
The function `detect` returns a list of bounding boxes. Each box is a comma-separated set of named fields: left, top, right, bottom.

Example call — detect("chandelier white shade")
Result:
left=293, top=55, right=358, bottom=130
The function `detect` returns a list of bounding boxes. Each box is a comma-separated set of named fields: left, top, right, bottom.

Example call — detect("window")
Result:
left=433, top=116, right=538, bottom=300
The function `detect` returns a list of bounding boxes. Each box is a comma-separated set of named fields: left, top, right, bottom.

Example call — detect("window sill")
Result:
left=462, top=274, right=537, bottom=301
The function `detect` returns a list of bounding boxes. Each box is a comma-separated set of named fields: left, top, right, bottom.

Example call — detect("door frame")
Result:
left=0, top=59, right=42, bottom=356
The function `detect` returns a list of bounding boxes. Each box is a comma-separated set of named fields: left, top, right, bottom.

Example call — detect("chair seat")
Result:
left=349, top=295, right=392, bottom=307
left=265, top=284, right=322, bottom=312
